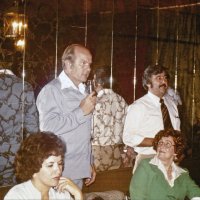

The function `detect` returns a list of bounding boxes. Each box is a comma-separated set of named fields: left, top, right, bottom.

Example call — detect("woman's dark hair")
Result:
left=142, top=64, right=170, bottom=90
left=15, top=131, right=66, bottom=182
left=153, top=129, right=185, bottom=160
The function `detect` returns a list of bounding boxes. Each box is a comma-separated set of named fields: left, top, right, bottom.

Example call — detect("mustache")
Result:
left=159, top=83, right=167, bottom=88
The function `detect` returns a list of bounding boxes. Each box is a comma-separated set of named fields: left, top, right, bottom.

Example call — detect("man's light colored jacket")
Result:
left=36, top=73, right=92, bottom=180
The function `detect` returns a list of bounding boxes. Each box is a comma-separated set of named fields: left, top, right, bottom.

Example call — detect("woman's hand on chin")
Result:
left=55, top=177, right=83, bottom=200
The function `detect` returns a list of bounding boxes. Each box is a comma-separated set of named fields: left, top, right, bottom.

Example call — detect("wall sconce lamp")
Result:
left=3, top=0, right=27, bottom=50
left=4, top=13, right=27, bottom=38
left=15, top=37, right=25, bottom=51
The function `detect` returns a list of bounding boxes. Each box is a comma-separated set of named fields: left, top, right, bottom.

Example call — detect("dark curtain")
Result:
left=145, top=7, right=200, bottom=143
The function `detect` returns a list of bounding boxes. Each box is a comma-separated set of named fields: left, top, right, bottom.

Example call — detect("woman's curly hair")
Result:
left=15, top=131, right=66, bottom=182
left=153, top=129, right=185, bottom=160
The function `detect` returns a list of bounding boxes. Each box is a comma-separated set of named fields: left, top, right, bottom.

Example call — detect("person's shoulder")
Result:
left=46, top=78, right=61, bottom=89
left=3, top=74, right=22, bottom=83
left=139, top=158, right=161, bottom=175
left=176, top=167, right=195, bottom=183
left=135, top=158, right=152, bottom=173
left=134, top=94, right=149, bottom=103
left=115, top=91, right=127, bottom=101
left=177, top=166, right=189, bottom=176
left=1, top=74, right=34, bottom=91
left=4, top=180, right=43, bottom=200
left=135, top=158, right=152, bottom=171
left=140, top=157, right=152, bottom=165
left=4, top=181, right=28, bottom=199
left=10, top=75, right=34, bottom=89
left=39, top=78, right=61, bottom=93
left=128, top=94, right=149, bottom=110
left=110, top=90, right=128, bottom=104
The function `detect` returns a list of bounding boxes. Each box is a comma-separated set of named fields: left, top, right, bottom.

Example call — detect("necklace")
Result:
left=167, top=165, right=173, bottom=180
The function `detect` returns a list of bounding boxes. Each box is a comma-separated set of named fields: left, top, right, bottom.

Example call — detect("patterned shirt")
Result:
left=92, top=89, right=128, bottom=146
left=0, top=70, right=39, bottom=186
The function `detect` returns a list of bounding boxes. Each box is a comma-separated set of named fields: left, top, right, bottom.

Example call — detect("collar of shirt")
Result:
left=97, top=88, right=112, bottom=97
left=0, top=69, right=15, bottom=75
left=59, top=70, right=86, bottom=94
left=147, top=91, right=162, bottom=106
left=150, top=155, right=186, bottom=187
left=28, top=180, right=67, bottom=198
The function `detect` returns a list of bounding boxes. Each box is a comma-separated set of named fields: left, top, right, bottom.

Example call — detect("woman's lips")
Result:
left=53, top=176, right=60, bottom=180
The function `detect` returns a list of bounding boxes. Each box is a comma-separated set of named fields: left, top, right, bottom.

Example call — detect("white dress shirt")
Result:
left=123, top=91, right=180, bottom=155
left=4, top=180, right=72, bottom=200
left=59, top=70, right=86, bottom=94
left=150, top=155, right=186, bottom=187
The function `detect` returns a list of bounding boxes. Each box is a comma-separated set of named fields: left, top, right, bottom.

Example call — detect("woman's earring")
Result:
left=174, top=154, right=178, bottom=161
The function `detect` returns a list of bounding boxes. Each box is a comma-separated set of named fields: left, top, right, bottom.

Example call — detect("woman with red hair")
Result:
left=4, top=132, right=82, bottom=200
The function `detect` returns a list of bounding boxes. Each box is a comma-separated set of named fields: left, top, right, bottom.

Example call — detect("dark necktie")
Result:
left=160, top=98, right=173, bottom=130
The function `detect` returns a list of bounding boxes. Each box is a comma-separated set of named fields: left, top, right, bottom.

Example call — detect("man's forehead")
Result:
left=152, top=72, right=166, bottom=77
left=75, top=46, right=91, bottom=55
left=75, top=49, right=92, bottom=61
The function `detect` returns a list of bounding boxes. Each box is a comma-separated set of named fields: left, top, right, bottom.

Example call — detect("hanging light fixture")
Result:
left=3, top=0, right=27, bottom=38
left=15, top=37, right=25, bottom=51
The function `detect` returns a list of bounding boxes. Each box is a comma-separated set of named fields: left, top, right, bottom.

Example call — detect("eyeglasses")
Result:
left=157, top=141, right=175, bottom=149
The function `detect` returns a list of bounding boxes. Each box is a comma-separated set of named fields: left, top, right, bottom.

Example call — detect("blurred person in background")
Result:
left=0, top=63, right=39, bottom=186
left=91, top=67, right=129, bottom=172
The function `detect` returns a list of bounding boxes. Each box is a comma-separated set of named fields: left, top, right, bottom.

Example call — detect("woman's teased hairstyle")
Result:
left=15, top=132, right=66, bottom=182
left=153, top=129, right=185, bottom=160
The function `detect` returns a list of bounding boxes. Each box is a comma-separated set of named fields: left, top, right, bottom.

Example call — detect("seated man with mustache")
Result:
left=123, top=64, right=180, bottom=173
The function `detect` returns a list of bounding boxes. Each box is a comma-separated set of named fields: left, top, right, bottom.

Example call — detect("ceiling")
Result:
left=0, top=0, right=200, bottom=16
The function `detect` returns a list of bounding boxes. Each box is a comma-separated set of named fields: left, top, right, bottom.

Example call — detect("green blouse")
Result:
left=130, top=158, right=200, bottom=200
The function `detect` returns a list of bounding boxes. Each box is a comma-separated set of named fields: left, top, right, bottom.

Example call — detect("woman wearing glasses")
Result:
left=129, top=129, right=200, bottom=200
